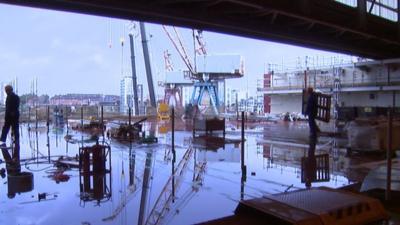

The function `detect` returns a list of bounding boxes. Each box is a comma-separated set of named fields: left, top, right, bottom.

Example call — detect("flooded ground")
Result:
left=0, top=120, right=390, bottom=225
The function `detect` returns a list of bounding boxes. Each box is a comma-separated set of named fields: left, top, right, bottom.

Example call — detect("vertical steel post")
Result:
left=101, top=105, right=104, bottom=125
left=393, top=91, right=396, bottom=108
left=304, top=70, right=307, bottom=89
left=128, top=107, right=132, bottom=126
left=171, top=107, right=176, bottom=202
left=65, top=106, right=69, bottom=132
left=81, top=106, right=83, bottom=128
left=236, top=92, right=239, bottom=121
left=28, top=107, right=31, bottom=130
left=46, top=105, right=50, bottom=130
left=129, top=33, right=139, bottom=116
left=241, top=111, right=246, bottom=200
left=101, top=105, right=104, bottom=138
left=35, top=106, right=38, bottom=130
left=172, top=107, right=175, bottom=154
left=241, top=111, right=245, bottom=171
left=397, top=0, right=400, bottom=39
left=386, top=108, right=393, bottom=201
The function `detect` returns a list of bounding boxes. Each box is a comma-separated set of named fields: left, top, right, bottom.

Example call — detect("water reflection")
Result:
left=301, top=154, right=330, bottom=188
left=0, top=123, right=353, bottom=225
left=78, top=144, right=112, bottom=206
left=1, top=143, right=34, bottom=199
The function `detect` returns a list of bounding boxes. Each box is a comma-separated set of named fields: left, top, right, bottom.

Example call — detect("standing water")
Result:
left=0, top=122, right=351, bottom=225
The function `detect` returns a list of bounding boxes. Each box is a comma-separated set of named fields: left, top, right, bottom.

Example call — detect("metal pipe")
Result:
left=241, top=111, right=245, bottom=170
left=128, top=107, right=132, bottom=126
left=28, top=107, right=31, bottom=130
left=65, top=106, right=69, bottom=132
left=129, top=33, right=140, bottom=115
left=386, top=107, right=393, bottom=201
left=46, top=105, right=50, bottom=131
left=172, top=107, right=175, bottom=154
left=101, top=105, right=104, bottom=125
left=81, top=106, right=83, bottom=128
left=35, top=106, right=38, bottom=130
left=101, top=105, right=104, bottom=138
left=140, top=22, right=156, bottom=108
left=171, top=107, right=176, bottom=202
left=398, top=0, right=400, bottom=39
left=241, top=111, right=246, bottom=200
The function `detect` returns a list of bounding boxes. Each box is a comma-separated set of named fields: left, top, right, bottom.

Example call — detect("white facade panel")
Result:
left=164, top=71, right=193, bottom=84
left=196, top=55, right=243, bottom=74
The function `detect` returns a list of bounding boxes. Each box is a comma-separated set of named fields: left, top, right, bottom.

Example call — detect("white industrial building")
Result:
left=120, top=76, right=143, bottom=114
left=259, top=57, right=400, bottom=116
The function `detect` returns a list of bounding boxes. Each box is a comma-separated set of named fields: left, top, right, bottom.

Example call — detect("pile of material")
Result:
left=347, top=117, right=400, bottom=152
left=109, top=118, right=146, bottom=142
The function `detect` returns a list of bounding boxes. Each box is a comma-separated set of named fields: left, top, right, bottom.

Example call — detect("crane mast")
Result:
left=140, top=22, right=157, bottom=108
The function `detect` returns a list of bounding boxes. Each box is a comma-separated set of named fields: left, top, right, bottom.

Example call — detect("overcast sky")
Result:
left=0, top=3, right=350, bottom=98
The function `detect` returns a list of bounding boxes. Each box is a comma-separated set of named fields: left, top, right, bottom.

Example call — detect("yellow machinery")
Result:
left=158, top=103, right=170, bottom=120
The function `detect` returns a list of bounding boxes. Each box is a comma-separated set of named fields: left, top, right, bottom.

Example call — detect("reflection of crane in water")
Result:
left=144, top=142, right=206, bottom=225
left=102, top=143, right=142, bottom=222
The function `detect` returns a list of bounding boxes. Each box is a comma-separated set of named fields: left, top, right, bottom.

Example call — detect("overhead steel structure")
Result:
left=1, top=0, right=400, bottom=59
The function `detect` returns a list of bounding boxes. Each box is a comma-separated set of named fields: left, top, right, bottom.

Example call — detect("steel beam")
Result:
left=0, top=0, right=400, bottom=58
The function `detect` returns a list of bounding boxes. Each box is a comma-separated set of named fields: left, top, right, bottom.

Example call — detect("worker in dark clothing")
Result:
left=305, top=87, right=320, bottom=155
left=0, top=85, right=20, bottom=144
left=305, top=87, right=319, bottom=137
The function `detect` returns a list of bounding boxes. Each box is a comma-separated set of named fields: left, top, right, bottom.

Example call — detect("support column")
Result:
left=386, top=108, right=393, bottom=201
left=358, top=0, right=367, bottom=29
left=398, top=0, right=400, bottom=40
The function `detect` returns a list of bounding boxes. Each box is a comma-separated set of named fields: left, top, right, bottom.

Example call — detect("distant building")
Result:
left=217, top=80, right=225, bottom=106
left=225, top=86, right=239, bottom=112
left=181, top=86, right=193, bottom=106
left=100, top=95, right=120, bottom=112
left=120, top=76, right=143, bottom=114
left=50, top=94, right=119, bottom=111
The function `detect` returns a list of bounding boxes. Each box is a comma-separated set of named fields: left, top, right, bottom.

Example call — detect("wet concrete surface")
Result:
left=0, top=119, right=396, bottom=225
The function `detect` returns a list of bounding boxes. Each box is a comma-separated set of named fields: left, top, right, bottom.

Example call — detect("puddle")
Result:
left=0, top=122, right=352, bottom=225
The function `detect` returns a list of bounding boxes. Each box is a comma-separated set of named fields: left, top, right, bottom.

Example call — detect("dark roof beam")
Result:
left=307, top=22, right=315, bottom=31
left=157, top=0, right=214, bottom=4
left=290, top=20, right=312, bottom=27
left=0, top=0, right=399, bottom=58
left=335, top=29, right=346, bottom=38
left=253, top=8, right=275, bottom=17
left=224, top=1, right=398, bottom=44
left=270, top=12, right=278, bottom=25
left=220, top=0, right=264, bottom=10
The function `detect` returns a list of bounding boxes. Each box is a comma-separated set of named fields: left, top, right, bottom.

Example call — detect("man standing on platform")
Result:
left=0, top=85, right=20, bottom=145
